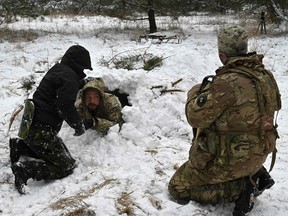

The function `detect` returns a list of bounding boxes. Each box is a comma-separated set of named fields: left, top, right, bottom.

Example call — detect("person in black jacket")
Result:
left=9, top=45, right=93, bottom=194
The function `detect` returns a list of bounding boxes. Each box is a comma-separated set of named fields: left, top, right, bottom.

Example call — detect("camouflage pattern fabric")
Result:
left=18, top=99, right=35, bottom=140
left=168, top=54, right=281, bottom=203
left=22, top=123, right=75, bottom=180
left=168, top=161, right=246, bottom=203
left=76, top=78, right=123, bottom=134
left=218, top=25, right=248, bottom=57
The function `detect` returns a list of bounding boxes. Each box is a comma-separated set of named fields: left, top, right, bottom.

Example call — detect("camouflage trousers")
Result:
left=168, top=160, right=246, bottom=204
left=19, top=122, right=76, bottom=181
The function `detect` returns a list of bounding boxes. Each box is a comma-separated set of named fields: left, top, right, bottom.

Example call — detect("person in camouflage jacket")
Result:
left=76, top=78, right=123, bottom=134
left=168, top=26, right=281, bottom=215
left=9, top=45, right=93, bottom=194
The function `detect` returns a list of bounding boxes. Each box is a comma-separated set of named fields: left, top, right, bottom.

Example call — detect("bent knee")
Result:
left=168, top=178, right=191, bottom=200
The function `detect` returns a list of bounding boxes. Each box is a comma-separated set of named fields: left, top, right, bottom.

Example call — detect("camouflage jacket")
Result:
left=76, top=78, right=123, bottom=134
left=185, top=54, right=281, bottom=181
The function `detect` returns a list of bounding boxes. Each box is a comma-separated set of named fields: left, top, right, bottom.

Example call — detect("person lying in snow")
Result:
left=75, top=77, right=124, bottom=134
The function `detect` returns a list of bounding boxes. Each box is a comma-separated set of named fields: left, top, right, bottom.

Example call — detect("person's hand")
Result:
left=73, top=126, right=85, bottom=136
left=83, top=118, right=94, bottom=130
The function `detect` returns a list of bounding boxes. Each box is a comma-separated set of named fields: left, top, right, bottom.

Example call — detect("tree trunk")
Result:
left=267, top=0, right=286, bottom=25
left=121, top=0, right=126, bottom=8
left=147, top=0, right=157, bottom=33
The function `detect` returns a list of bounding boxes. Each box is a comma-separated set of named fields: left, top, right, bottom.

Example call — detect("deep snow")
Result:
left=0, top=15, right=287, bottom=216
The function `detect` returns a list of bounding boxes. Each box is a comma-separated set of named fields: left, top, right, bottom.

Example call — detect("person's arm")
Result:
left=185, top=76, right=236, bottom=129
left=56, top=73, right=84, bottom=135
left=93, top=95, right=122, bottom=134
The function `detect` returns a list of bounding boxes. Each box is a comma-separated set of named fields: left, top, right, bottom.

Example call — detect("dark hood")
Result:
left=61, top=45, right=93, bottom=79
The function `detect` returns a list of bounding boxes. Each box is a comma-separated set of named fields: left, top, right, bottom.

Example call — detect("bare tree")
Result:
left=267, top=0, right=287, bottom=24
left=121, top=0, right=126, bottom=8
left=147, top=0, right=157, bottom=33
left=124, top=0, right=158, bottom=33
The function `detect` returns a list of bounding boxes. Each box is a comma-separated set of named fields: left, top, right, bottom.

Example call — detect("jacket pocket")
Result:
left=189, top=135, right=215, bottom=170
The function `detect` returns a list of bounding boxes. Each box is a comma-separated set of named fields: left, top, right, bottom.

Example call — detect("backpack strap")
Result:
left=224, top=67, right=266, bottom=136
left=269, top=148, right=277, bottom=172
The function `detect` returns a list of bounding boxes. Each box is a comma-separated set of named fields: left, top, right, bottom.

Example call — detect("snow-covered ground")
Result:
left=0, top=15, right=287, bottom=216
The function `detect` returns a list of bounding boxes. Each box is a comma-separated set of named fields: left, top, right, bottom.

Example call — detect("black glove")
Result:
left=83, top=118, right=94, bottom=130
left=73, top=126, right=85, bottom=136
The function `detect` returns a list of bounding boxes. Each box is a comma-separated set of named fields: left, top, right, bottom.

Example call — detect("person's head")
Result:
left=84, top=88, right=101, bottom=111
left=61, top=45, right=93, bottom=79
left=217, top=25, right=248, bottom=64
left=82, top=78, right=105, bottom=111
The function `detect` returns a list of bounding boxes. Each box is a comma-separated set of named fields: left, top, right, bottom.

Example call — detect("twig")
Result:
left=171, top=78, right=183, bottom=87
left=50, top=178, right=117, bottom=210
left=150, top=85, right=164, bottom=90
left=160, top=89, right=184, bottom=95
left=134, top=17, right=149, bottom=21
left=142, top=43, right=153, bottom=60
left=6, top=105, right=24, bottom=135
left=145, top=149, right=158, bottom=155
left=107, top=47, right=150, bottom=65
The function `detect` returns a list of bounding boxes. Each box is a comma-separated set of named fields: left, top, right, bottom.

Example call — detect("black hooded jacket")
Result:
left=32, top=45, right=92, bottom=131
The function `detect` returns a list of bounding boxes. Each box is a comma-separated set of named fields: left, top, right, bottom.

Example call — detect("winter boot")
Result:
left=171, top=197, right=190, bottom=205
left=11, top=162, right=30, bottom=194
left=233, top=178, right=254, bottom=216
left=254, top=167, right=275, bottom=197
left=9, top=138, right=22, bottom=164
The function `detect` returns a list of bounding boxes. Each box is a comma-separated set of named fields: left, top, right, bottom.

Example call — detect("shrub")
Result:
left=99, top=49, right=164, bottom=71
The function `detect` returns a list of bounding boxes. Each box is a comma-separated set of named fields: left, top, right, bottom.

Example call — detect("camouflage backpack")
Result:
left=217, top=64, right=281, bottom=171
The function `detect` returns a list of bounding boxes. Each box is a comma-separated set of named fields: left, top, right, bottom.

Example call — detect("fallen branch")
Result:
left=138, top=34, right=182, bottom=44
left=171, top=78, right=183, bottom=87
left=134, top=17, right=149, bottom=21
left=150, top=85, right=164, bottom=90
left=6, top=105, right=24, bottom=135
left=144, top=149, right=158, bottom=155
left=160, top=89, right=184, bottom=95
